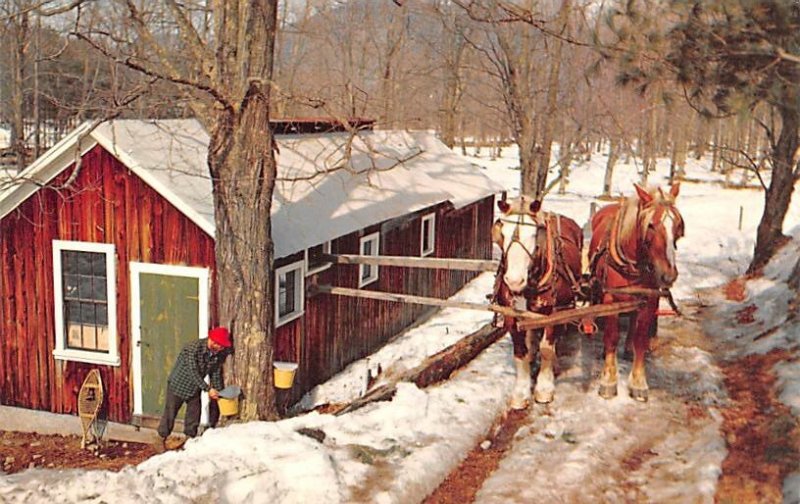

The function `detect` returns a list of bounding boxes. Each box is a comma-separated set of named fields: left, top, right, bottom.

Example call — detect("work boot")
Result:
left=152, top=436, right=167, bottom=454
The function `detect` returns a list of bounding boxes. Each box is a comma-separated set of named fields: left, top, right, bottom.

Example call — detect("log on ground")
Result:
left=330, top=324, right=504, bottom=416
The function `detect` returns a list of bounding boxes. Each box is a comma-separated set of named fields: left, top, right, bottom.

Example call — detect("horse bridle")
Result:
left=499, top=213, right=541, bottom=265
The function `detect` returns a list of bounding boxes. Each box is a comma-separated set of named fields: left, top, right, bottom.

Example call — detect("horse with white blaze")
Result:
left=491, top=196, right=583, bottom=409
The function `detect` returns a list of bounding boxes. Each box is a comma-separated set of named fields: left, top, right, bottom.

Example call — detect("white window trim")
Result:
left=275, top=260, right=305, bottom=327
left=52, top=240, right=120, bottom=366
left=358, top=232, right=380, bottom=288
left=305, top=241, right=332, bottom=277
left=421, top=213, right=436, bottom=257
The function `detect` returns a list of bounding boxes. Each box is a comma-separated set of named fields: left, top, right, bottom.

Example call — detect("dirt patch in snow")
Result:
left=734, top=304, right=758, bottom=324
left=423, top=409, right=529, bottom=504
left=0, top=431, right=183, bottom=474
left=716, top=349, right=800, bottom=504
left=723, top=278, right=748, bottom=302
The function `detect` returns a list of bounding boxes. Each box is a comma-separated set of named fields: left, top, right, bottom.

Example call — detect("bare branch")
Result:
left=72, top=32, right=232, bottom=111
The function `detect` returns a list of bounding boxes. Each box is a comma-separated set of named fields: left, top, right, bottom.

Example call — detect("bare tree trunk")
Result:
left=33, top=13, right=41, bottom=159
left=603, top=138, right=619, bottom=197
left=711, top=122, right=721, bottom=172
left=749, top=99, right=799, bottom=273
left=669, top=120, right=686, bottom=183
left=381, top=2, right=407, bottom=129
left=533, top=0, right=571, bottom=199
left=439, top=4, right=466, bottom=150
left=641, top=97, right=657, bottom=185
left=11, top=5, right=29, bottom=171
left=557, top=135, right=572, bottom=195
left=693, top=117, right=709, bottom=159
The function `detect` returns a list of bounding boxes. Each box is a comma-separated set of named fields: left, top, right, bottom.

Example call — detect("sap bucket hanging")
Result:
left=217, top=385, right=241, bottom=416
left=274, top=362, right=298, bottom=389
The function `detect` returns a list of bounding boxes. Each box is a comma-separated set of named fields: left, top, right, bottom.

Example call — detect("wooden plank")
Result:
left=515, top=300, right=645, bottom=331
left=312, top=284, right=546, bottom=321
left=321, top=253, right=498, bottom=272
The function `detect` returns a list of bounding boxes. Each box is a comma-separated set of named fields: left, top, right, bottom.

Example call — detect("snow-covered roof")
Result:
left=0, top=119, right=502, bottom=258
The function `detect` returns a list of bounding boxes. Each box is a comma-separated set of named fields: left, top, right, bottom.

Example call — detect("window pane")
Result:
left=63, top=274, right=79, bottom=298
left=92, top=253, right=107, bottom=278
left=78, top=275, right=93, bottom=299
left=363, top=240, right=372, bottom=255
left=96, top=304, right=108, bottom=325
left=81, top=302, right=97, bottom=325
left=96, top=325, right=109, bottom=351
left=279, top=273, right=288, bottom=317
left=362, top=264, right=372, bottom=281
left=62, top=251, right=76, bottom=275
left=66, top=323, right=82, bottom=349
left=94, top=277, right=108, bottom=302
left=76, top=253, right=94, bottom=275
left=284, top=270, right=296, bottom=314
left=82, top=323, right=98, bottom=350
left=65, top=300, right=80, bottom=324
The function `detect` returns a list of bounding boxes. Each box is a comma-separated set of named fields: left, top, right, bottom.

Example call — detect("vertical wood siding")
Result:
left=0, top=141, right=493, bottom=420
left=275, top=196, right=495, bottom=405
left=0, top=145, right=217, bottom=423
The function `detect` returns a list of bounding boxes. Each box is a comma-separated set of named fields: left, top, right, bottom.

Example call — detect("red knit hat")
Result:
left=209, top=327, right=232, bottom=348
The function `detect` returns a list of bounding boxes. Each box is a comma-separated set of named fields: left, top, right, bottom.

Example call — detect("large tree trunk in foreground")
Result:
left=749, top=100, right=799, bottom=273
left=206, top=0, right=281, bottom=421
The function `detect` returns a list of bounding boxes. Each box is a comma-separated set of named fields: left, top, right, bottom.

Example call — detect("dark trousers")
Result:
left=158, top=388, right=210, bottom=438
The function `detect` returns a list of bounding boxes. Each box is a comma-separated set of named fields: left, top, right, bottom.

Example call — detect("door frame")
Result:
left=130, top=262, right=210, bottom=417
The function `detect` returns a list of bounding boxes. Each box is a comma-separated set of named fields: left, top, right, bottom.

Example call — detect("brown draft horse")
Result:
left=589, top=183, right=684, bottom=402
left=492, top=196, right=583, bottom=409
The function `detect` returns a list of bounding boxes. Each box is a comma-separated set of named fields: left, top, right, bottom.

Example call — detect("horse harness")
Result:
left=494, top=212, right=583, bottom=309
left=589, top=200, right=683, bottom=314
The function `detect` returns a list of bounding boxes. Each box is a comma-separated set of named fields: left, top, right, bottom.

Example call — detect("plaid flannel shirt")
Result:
left=167, top=338, right=228, bottom=400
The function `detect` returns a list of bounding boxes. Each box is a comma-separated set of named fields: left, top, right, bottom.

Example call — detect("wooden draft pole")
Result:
left=321, top=253, right=498, bottom=272
left=311, top=285, right=546, bottom=321
left=312, top=285, right=645, bottom=330
left=514, top=300, right=644, bottom=331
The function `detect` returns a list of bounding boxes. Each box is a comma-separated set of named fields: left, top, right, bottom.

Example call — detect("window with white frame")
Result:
left=305, top=241, right=332, bottom=276
left=358, top=232, right=380, bottom=288
left=421, top=213, right=436, bottom=257
left=52, top=240, right=119, bottom=366
left=276, top=261, right=305, bottom=326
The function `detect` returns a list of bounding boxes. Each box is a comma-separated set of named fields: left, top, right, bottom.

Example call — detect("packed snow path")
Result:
left=472, top=308, right=726, bottom=503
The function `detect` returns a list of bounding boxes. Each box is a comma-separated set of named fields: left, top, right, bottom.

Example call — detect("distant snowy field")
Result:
left=1, top=142, right=799, bottom=503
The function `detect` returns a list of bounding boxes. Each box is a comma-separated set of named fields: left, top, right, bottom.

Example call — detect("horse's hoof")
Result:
left=510, top=398, right=530, bottom=410
left=629, top=388, right=649, bottom=402
left=598, top=384, right=617, bottom=399
left=534, top=389, right=554, bottom=404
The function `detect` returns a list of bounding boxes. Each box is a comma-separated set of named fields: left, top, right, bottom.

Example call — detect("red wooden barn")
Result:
left=0, top=119, right=501, bottom=426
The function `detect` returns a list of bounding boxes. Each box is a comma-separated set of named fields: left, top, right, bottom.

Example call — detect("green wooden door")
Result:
left=139, top=273, right=200, bottom=417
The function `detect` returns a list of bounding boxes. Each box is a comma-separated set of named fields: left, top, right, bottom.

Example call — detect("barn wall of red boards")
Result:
left=0, top=142, right=495, bottom=423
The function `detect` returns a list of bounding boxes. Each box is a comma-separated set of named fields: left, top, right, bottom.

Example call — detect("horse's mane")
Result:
left=617, top=194, right=642, bottom=244
left=618, top=186, right=682, bottom=243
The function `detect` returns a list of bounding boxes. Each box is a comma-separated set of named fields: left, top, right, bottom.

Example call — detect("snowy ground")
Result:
left=1, top=144, right=799, bottom=503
